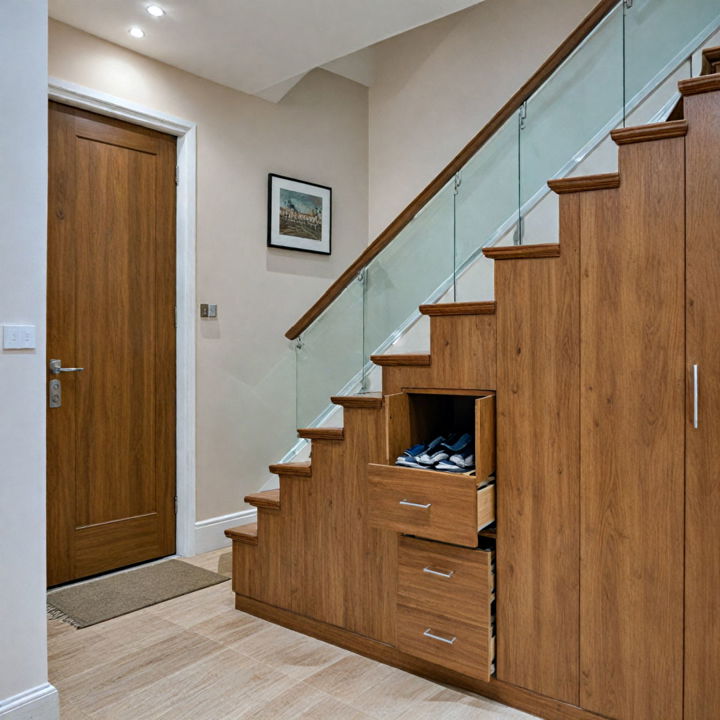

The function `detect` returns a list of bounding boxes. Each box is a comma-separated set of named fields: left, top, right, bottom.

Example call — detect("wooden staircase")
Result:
left=225, top=46, right=720, bottom=720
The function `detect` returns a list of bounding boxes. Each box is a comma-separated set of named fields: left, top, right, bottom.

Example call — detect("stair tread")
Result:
left=371, top=353, right=432, bottom=367
left=611, top=120, right=687, bottom=145
left=679, top=74, right=720, bottom=96
left=244, top=489, right=280, bottom=511
left=268, top=461, right=312, bottom=477
left=548, top=173, right=620, bottom=194
left=419, top=301, right=496, bottom=317
left=224, top=523, right=258, bottom=544
left=702, top=45, right=720, bottom=75
left=297, top=427, right=345, bottom=440
left=483, top=244, right=561, bottom=260
left=331, top=393, right=383, bottom=409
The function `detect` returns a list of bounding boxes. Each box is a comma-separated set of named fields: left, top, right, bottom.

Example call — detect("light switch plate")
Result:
left=3, top=324, right=36, bottom=350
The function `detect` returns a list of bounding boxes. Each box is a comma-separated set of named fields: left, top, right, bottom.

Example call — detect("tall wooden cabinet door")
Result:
left=579, top=137, right=685, bottom=720
left=684, top=87, right=720, bottom=720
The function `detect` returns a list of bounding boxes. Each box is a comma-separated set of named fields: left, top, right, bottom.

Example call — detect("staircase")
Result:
left=225, top=28, right=720, bottom=720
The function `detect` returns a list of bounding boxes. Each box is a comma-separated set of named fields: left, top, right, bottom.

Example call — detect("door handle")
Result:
left=49, top=359, right=84, bottom=374
left=693, top=363, right=699, bottom=429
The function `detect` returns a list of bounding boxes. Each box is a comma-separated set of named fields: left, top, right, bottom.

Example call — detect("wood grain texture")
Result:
left=494, top=193, right=580, bottom=702
left=419, top=302, right=496, bottom=316
left=234, top=593, right=616, bottom=720
left=683, top=87, right=720, bottom=720
left=47, top=102, right=176, bottom=585
left=269, top=461, right=312, bottom=477
left=610, top=119, right=688, bottom=145
left=398, top=537, right=494, bottom=625
left=371, top=353, right=432, bottom=367
left=475, top=395, right=496, bottom=482
left=579, top=137, right=685, bottom=720
left=482, top=244, right=561, bottom=260
left=285, top=0, right=617, bottom=339
left=297, top=427, right=344, bottom=441
left=225, top=524, right=258, bottom=545
left=368, top=464, right=491, bottom=547
left=547, top=172, right=621, bottom=194
left=330, top=393, right=383, bottom=409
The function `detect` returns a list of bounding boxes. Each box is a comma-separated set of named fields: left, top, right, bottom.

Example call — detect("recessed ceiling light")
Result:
left=146, top=5, right=165, bottom=17
left=129, top=26, right=145, bottom=38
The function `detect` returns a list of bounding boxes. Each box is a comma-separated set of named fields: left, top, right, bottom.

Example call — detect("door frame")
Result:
left=48, top=77, right=198, bottom=557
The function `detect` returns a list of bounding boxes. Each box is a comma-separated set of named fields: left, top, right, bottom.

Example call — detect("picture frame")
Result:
left=267, top=173, right=332, bottom=255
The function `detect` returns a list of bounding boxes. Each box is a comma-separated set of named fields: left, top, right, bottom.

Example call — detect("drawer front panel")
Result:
left=397, top=604, right=492, bottom=680
left=369, top=464, right=491, bottom=547
left=398, top=536, right=493, bottom=625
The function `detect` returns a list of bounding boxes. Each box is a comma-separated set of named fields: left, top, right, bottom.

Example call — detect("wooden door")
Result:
left=683, top=85, right=720, bottom=720
left=579, top=136, right=684, bottom=720
left=47, top=102, right=177, bottom=586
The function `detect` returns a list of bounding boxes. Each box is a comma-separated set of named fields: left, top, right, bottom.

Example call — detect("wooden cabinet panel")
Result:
left=494, top=194, right=581, bottom=703
left=684, top=89, right=720, bottom=720
left=579, top=138, right=685, bottom=720
left=398, top=536, right=493, bottom=625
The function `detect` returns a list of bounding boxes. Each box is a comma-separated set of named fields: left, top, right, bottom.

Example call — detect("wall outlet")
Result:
left=2, top=324, right=36, bottom=350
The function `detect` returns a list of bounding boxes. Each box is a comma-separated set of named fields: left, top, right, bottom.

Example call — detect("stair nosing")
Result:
left=268, top=461, right=312, bottom=477
left=244, top=489, right=280, bottom=511
left=330, top=393, right=383, bottom=409
left=297, top=427, right=345, bottom=441
left=482, top=244, right=561, bottom=260
left=370, top=353, right=432, bottom=367
left=610, top=120, right=688, bottom=145
left=419, top=301, right=496, bottom=317
left=679, top=74, right=720, bottom=97
left=548, top=173, right=620, bottom=194
left=224, top=522, right=258, bottom=545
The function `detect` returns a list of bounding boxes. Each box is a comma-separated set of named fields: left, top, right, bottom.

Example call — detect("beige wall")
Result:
left=368, top=0, right=598, bottom=238
left=49, top=20, right=369, bottom=525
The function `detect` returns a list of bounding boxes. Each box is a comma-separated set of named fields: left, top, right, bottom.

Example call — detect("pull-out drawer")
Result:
left=398, top=536, right=494, bottom=624
left=368, top=463, right=495, bottom=547
left=397, top=604, right=494, bottom=680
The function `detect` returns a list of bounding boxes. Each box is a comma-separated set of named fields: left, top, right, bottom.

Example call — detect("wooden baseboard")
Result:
left=233, top=594, right=606, bottom=720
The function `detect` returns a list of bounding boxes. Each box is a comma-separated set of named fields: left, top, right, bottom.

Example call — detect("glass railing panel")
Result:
left=295, top=277, right=364, bottom=429
left=454, top=113, right=519, bottom=301
left=364, top=181, right=454, bottom=361
left=625, top=59, right=691, bottom=127
left=624, top=0, right=720, bottom=109
left=520, top=2, right=624, bottom=231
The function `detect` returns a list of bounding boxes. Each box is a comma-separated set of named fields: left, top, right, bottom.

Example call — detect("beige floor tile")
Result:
left=182, top=547, right=229, bottom=572
left=184, top=606, right=273, bottom=645
left=350, top=667, right=440, bottom=719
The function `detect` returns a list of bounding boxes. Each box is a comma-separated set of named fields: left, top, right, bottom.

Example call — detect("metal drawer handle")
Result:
left=693, top=363, right=699, bottom=429
left=399, top=499, right=431, bottom=509
left=422, top=567, right=454, bottom=579
left=423, top=628, right=456, bottom=645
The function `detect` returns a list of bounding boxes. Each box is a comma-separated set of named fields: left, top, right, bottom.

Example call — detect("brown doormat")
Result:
left=47, top=559, right=230, bottom=628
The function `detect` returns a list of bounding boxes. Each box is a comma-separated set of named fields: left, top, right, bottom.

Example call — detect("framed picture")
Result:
left=267, top=174, right=332, bottom=255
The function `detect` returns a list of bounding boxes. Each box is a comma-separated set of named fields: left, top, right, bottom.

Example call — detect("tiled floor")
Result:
left=49, top=549, right=539, bottom=720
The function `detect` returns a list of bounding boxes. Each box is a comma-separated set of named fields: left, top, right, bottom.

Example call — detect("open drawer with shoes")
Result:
left=368, top=391, right=496, bottom=547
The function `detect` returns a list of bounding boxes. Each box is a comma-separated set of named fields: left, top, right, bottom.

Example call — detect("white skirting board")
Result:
left=194, top=509, right=257, bottom=555
left=0, top=684, right=58, bottom=720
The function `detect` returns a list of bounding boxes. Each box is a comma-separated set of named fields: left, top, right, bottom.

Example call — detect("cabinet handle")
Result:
left=693, top=364, right=699, bottom=430
left=399, top=499, right=431, bottom=509
left=422, top=566, right=454, bottom=579
left=423, top=628, right=456, bottom=645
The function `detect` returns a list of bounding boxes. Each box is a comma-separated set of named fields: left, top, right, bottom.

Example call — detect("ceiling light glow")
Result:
left=129, top=26, right=145, bottom=38
left=146, top=5, right=165, bottom=17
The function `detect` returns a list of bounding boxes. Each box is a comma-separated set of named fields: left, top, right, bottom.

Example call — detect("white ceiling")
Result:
left=49, top=0, right=484, bottom=100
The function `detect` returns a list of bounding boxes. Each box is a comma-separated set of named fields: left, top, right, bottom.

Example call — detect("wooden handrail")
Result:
left=285, top=0, right=618, bottom=339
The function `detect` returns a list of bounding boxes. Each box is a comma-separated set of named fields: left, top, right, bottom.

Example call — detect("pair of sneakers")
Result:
left=396, top=432, right=475, bottom=473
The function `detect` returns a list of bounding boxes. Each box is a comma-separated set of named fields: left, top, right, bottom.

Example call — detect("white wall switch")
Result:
left=2, top=324, right=36, bottom=350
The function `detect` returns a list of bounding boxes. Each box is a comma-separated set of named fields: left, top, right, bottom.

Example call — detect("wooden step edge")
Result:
left=679, top=74, right=720, bottom=97
left=666, top=97, right=684, bottom=122
left=547, top=173, right=620, bottom=194
left=370, top=353, right=432, bottom=367
left=701, top=45, right=720, bottom=75
left=611, top=120, right=688, bottom=145
left=268, top=461, right=312, bottom=477
left=419, top=301, right=496, bottom=317
left=330, top=393, right=383, bottom=410
left=482, top=244, right=561, bottom=260
left=297, top=427, right=344, bottom=441
left=224, top=523, right=258, bottom=545
left=244, top=489, right=280, bottom=511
